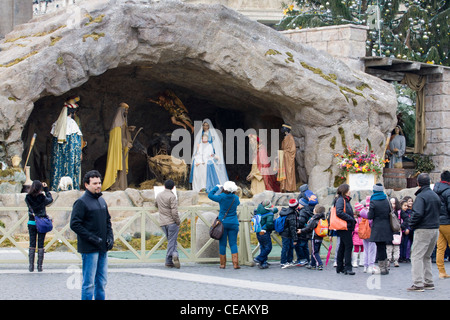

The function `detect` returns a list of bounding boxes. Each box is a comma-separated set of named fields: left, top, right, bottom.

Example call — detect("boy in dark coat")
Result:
left=254, top=200, right=278, bottom=269
left=433, top=170, right=450, bottom=278
left=279, top=199, right=299, bottom=268
left=298, top=205, right=326, bottom=270
left=296, top=197, right=313, bottom=266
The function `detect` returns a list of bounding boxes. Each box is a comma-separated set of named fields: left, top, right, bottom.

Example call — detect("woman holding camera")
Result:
left=208, top=181, right=241, bottom=269
left=25, top=180, right=53, bottom=272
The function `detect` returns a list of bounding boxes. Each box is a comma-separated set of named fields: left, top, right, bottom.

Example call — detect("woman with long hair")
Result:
left=25, top=180, right=53, bottom=272
left=334, top=183, right=356, bottom=275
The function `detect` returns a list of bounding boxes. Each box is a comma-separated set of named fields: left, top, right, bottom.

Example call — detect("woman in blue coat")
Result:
left=208, top=181, right=240, bottom=269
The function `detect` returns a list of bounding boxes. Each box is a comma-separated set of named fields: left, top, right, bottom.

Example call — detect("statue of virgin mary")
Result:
left=189, top=119, right=228, bottom=192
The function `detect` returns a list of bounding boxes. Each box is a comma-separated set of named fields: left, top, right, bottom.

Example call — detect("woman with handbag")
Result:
left=333, top=183, right=356, bottom=275
left=208, top=181, right=241, bottom=269
left=25, top=180, right=53, bottom=272
left=368, top=183, right=393, bottom=275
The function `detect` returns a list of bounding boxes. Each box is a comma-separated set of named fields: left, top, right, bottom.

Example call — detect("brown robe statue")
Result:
left=279, top=126, right=296, bottom=192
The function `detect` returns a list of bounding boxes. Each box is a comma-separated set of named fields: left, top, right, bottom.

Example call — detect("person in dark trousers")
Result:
left=298, top=205, right=326, bottom=270
left=334, top=183, right=356, bottom=275
left=253, top=200, right=278, bottom=269
left=368, top=183, right=393, bottom=275
left=25, top=180, right=53, bottom=272
left=434, top=170, right=450, bottom=279
left=279, top=199, right=300, bottom=268
left=70, top=170, right=114, bottom=300
left=408, top=173, right=440, bottom=292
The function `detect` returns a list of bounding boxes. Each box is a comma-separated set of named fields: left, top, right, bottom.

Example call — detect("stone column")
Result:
left=281, top=24, right=369, bottom=71
left=424, top=69, right=450, bottom=182
left=0, top=0, right=33, bottom=39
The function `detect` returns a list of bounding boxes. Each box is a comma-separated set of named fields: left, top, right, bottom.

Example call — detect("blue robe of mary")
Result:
left=50, top=116, right=82, bottom=191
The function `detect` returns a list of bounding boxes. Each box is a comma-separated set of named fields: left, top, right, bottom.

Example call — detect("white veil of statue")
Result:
left=190, top=119, right=228, bottom=191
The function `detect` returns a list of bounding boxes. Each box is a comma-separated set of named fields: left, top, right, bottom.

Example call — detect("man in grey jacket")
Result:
left=408, top=173, right=441, bottom=292
left=156, top=179, right=181, bottom=268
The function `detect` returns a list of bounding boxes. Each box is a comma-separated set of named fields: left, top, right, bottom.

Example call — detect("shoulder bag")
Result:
left=388, top=199, right=401, bottom=233
left=27, top=204, right=53, bottom=234
left=210, top=198, right=235, bottom=240
left=329, top=198, right=348, bottom=231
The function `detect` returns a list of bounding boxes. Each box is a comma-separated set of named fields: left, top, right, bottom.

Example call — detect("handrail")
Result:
left=0, top=206, right=331, bottom=265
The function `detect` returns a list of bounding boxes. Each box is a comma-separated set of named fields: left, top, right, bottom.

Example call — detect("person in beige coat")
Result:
left=156, top=179, right=181, bottom=268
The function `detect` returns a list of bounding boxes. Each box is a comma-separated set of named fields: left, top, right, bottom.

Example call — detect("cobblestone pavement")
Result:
left=0, top=256, right=449, bottom=301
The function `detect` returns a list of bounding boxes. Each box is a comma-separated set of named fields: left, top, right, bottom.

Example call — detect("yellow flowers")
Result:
left=283, top=4, right=295, bottom=15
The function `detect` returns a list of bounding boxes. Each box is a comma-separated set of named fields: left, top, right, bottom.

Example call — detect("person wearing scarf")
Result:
left=368, top=183, right=393, bottom=275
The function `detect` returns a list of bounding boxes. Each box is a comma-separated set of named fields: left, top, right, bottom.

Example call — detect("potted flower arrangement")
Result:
left=334, top=147, right=388, bottom=190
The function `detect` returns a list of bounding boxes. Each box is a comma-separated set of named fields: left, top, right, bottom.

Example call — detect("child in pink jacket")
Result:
left=359, top=196, right=379, bottom=274
left=352, top=202, right=365, bottom=267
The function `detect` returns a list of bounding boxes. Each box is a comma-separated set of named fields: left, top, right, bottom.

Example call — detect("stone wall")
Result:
left=425, top=69, right=450, bottom=181
left=0, top=0, right=33, bottom=39
left=282, top=24, right=369, bottom=72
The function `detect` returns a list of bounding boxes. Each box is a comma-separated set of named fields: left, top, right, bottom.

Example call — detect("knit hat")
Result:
left=262, top=200, right=272, bottom=209
left=298, top=197, right=309, bottom=207
left=289, top=198, right=299, bottom=207
left=365, top=195, right=371, bottom=207
left=354, top=202, right=364, bottom=212
left=373, top=183, right=384, bottom=192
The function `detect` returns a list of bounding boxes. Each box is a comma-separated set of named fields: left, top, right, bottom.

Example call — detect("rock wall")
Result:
left=0, top=0, right=397, bottom=192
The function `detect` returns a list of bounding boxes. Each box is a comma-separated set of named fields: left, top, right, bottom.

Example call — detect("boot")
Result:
left=219, top=255, right=227, bottom=269
left=37, top=248, right=45, bottom=272
left=379, top=259, right=389, bottom=275
left=231, top=253, right=240, bottom=269
left=352, top=252, right=358, bottom=268
left=28, top=247, right=35, bottom=272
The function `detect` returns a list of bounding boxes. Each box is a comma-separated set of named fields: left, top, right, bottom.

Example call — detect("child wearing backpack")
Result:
left=253, top=200, right=278, bottom=269
left=358, top=196, right=378, bottom=274
left=297, top=205, right=327, bottom=270
left=277, top=198, right=299, bottom=268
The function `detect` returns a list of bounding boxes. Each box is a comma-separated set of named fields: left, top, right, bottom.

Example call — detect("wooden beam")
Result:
left=365, top=68, right=405, bottom=81
left=417, top=65, right=444, bottom=75
left=389, top=62, right=421, bottom=72
left=364, top=57, right=393, bottom=67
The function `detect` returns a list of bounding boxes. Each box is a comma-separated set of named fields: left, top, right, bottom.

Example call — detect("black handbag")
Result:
left=209, top=198, right=235, bottom=240
left=388, top=200, right=401, bottom=233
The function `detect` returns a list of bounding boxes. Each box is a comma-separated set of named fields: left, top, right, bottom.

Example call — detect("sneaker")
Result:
left=253, top=258, right=261, bottom=266
left=318, top=265, right=323, bottom=271
left=424, top=283, right=435, bottom=290
left=296, top=260, right=308, bottom=267
left=407, top=285, right=424, bottom=292
left=259, top=263, right=269, bottom=269
left=394, top=261, right=399, bottom=267
left=281, top=263, right=294, bottom=269
left=306, top=264, right=315, bottom=270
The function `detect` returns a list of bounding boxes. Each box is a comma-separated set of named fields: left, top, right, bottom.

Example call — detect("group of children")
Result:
left=252, top=185, right=416, bottom=272
left=351, top=195, right=414, bottom=274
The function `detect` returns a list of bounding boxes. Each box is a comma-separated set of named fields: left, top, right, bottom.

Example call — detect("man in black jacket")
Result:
left=70, top=170, right=114, bottom=300
left=408, top=173, right=440, bottom=292
left=433, top=170, right=450, bottom=279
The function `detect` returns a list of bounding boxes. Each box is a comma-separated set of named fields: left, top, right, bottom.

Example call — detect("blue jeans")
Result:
left=219, top=223, right=239, bottom=255
left=255, top=231, right=272, bottom=265
left=295, top=239, right=310, bottom=262
left=281, top=237, right=293, bottom=264
left=81, top=251, right=108, bottom=300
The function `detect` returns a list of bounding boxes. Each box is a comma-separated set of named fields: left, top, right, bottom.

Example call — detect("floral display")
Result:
left=335, top=146, right=388, bottom=179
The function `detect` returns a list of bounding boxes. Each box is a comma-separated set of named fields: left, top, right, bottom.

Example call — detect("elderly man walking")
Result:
left=407, top=173, right=441, bottom=292
left=156, top=179, right=181, bottom=268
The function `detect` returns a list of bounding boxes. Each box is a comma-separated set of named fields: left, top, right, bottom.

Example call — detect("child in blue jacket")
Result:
left=254, top=200, right=278, bottom=269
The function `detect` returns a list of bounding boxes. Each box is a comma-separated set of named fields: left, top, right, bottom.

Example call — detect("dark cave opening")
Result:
left=22, top=65, right=285, bottom=190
